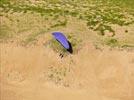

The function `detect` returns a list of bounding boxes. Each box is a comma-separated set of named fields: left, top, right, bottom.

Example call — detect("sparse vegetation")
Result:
left=46, top=66, right=70, bottom=85
left=49, top=39, right=67, bottom=53
left=0, top=25, right=13, bottom=39
left=22, top=33, right=38, bottom=45
left=0, top=0, right=134, bottom=49
left=1, top=1, right=134, bottom=98
left=67, top=33, right=82, bottom=53
left=105, top=38, right=118, bottom=47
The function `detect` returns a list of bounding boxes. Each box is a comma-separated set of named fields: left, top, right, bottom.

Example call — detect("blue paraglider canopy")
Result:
left=52, top=32, right=70, bottom=49
left=52, top=32, right=73, bottom=54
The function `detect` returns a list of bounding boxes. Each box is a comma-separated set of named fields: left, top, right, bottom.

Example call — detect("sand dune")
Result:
left=1, top=42, right=134, bottom=100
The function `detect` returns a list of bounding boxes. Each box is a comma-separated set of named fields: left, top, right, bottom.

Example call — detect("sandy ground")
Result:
left=0, top=41, right=134, bottom=100
left=1, top=1, right=134, bottom=99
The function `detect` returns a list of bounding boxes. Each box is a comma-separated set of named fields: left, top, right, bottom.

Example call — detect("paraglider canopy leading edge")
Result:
left=52, top=32, right=73, bottom=53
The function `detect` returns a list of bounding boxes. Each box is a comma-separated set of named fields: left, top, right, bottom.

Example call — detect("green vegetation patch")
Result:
left=105, top=38, right=119, bottom=47
left=0, top=0, right=134, bottom=49
left=1, top=0, right=134, bottom=37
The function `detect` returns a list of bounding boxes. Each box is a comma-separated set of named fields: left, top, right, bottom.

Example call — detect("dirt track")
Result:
left=1, top=42, right=134, bottom=100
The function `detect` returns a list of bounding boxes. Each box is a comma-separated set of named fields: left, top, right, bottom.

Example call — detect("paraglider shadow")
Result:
left=67, top=41, right=73, bottom=54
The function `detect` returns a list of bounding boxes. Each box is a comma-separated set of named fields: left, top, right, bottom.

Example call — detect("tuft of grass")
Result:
left=121, top=44, right=134, bottom=48
left=50, top=18, right=67, bottom=28
left=0, top=25, right=13, bottom=39
left=47, top=66, right=69, bottom=84
left=23, top=36, right=37, bottom=45
left=67, top=33, right=82, bottom=53
left=105, top=38, right=118, bottom=47
left=99, top=36, right=134, bottom=49
left=22, top=29, right=47, bottom=45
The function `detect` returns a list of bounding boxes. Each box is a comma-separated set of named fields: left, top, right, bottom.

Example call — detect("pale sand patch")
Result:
left=0, top=42, right=134, bottom=100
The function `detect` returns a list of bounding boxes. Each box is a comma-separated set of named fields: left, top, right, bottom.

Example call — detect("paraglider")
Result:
left=52, top=32, right=73, bottom=54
